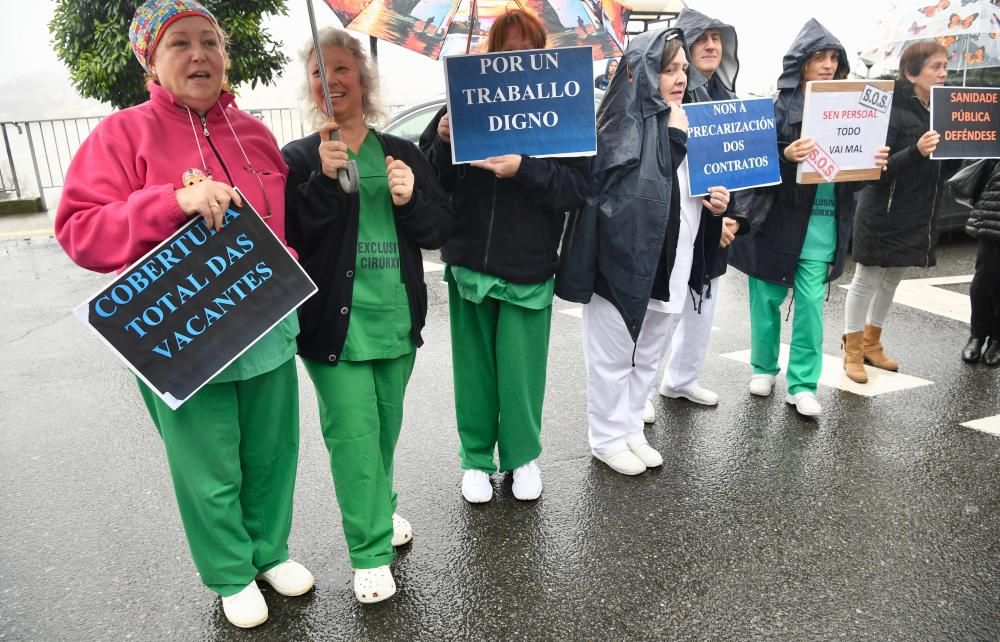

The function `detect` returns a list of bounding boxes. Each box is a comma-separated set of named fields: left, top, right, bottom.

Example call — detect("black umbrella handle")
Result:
left=307, top=0, right=359, bottom=194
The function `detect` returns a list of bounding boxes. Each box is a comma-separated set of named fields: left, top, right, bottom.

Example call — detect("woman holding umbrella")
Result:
left=55, top=0, right=313, bottom=628
left=420, top=11, right=590, bottom=503
left=282, top=27, right=451, bottom=604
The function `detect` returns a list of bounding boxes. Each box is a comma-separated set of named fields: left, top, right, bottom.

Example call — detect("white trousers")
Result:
left=844, top=264, right=906, bottom=333
left=582, top=294, right=678, bottom=454
left=660, top=276, right=720, bottom=393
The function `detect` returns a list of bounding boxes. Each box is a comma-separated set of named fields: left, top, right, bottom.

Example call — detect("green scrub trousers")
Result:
left=448, top=279, right=551, bottom=473
left=748, top=258, right=828, bottom=395
left=303, top=353, right=415, bottom=570
left=138, top=357, right=300, bottom=597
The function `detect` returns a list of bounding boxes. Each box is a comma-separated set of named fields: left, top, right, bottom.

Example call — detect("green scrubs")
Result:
left=749, top=184, right=836, bottom=395
left=305, top=131, right=415, bottom=570
left=138, top=314, right=300, bottom=597
left=446, top=265, right=552, bottom=473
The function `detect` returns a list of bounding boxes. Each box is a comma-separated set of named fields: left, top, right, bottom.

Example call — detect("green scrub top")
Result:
left=800, top=182, right=837, bottom=263
left=445, top=265, right=554, bottom=311
left=212, top=313, right=299, bottom=383
left=340, top=131, right=414, bottom=362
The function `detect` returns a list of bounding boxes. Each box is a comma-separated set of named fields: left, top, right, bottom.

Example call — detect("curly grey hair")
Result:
left=300, top=27, right=387, bottom=129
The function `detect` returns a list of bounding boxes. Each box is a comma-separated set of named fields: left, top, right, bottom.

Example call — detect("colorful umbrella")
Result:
left=863, top=0, right=1000, bottom=72
left=323, top=0, right=632, bottom=60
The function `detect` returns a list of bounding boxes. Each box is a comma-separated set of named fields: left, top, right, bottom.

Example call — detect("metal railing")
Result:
left=0, top=106, right=327, bottom=211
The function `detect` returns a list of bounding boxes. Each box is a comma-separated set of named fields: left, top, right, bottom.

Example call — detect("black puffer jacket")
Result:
left=728, top=19, right=858, bottom=287
left=419, top=108, right=590, bottom=284
left=282, top=131, right=452, bottom=364
left=962, top=160, right=1000, bottom=242
left=852, top=83, right=959, bottom=267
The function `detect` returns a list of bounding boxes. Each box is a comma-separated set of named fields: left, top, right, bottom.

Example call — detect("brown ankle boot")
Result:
left=842, top=331, right=868, bottom=383
left=863, top=324, right=899, bottom=371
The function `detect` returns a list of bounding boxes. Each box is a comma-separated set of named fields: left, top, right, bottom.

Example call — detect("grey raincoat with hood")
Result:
left=728, top=19, right=859, bottom=287
left=556, top=27, right=688, bottom=342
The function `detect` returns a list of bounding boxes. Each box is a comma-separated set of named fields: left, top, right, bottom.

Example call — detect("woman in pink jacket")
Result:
left=55, top=0, right=311, bottom=629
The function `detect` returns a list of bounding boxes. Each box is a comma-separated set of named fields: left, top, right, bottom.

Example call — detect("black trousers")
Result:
left=970, top=237, right=1000, bottom=339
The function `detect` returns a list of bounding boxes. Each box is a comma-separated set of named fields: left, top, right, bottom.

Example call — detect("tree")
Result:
left=50, top=0, right=289, bottom=109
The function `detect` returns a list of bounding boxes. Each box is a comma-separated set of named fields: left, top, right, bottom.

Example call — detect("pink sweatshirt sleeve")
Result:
left=55, top=122, right=190, bottom=274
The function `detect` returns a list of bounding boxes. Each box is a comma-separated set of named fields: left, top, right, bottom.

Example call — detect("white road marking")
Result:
left=720, top=344, right=933, bottom=397
left=423, top=260, right=445, bottom=273
left=559, top=306, right=583, bottom=318
left=839, top=275, right=972, bottom=323
left=961, top=415, right=1000, bottom=436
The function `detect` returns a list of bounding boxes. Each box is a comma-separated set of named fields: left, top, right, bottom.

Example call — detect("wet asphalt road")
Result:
left=1, top=232, right=998, bottom=641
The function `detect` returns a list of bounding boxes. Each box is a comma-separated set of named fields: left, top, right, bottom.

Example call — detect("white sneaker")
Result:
left=659, top=383, right=719, bottom=406
left=512, top=460, right=543, bottom=500
left=748, top=374, right=776, bottom=397
left=592, top=448, right=646, bottom=475
left=353, top=565, right=396, bottom=604
left=627, top=441, right=663, bottom=467
left=786, top=391, right=822, bottom=417
left=222, top=581, right=268, bottom=628
left=461, top=469, right=493, bottom=503
left=256, top=559, right=314, bottom=596
left=391, top=513, right=412, bottom=547
left=642, top=399, right=656, bottom=424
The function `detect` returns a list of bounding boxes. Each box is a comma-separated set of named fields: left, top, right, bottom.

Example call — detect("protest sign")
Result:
left=930, top=86, right=1000, bottom=159
left=684, top=98, right=781, bottom=197
left=796, top=80, right=894, bottom=184
left=74, top=193, right=317, bottom=410
left=444, top=46, right=597, bottom=163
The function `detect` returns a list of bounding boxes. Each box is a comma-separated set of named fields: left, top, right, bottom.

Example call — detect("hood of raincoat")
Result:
left=676, top=8, right=738, bottom=100
left=775, top=18, right=849, bottom=125
left=556, top=27, right=688, bottom=341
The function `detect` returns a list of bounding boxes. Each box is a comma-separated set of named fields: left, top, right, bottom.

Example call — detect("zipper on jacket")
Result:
left=200, top=114, right=235, bottom=186
left=482, top=177, right=498, bottom=269
left=886, top=180, right=896, bottom=212
left=926, top=163, right=940, bottom=267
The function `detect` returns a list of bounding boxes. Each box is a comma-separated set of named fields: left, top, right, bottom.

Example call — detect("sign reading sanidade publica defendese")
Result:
left=444, top=46, right=596, bottom=164
left=797, top=79, right=894, bottom=184
left=684, top=98, right=781, bottom=197
left=930, top=86, right=1000, bottom=159
left=74, top=193, right=317, bottom=410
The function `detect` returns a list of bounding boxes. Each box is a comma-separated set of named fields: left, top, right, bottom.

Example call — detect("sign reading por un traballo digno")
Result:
left=684, top=98, right=781, bottom=196
left=444, top=46, right=596, bottom=164
left=930, top=86, right=1000, bottom=159
left=796, top=79, right=894, bottom=184
left=73, top=193, right=317, bottom=410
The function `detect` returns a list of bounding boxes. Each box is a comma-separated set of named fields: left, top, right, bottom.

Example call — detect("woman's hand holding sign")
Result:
left=784, top=136, right=816, bottom=163
left=471, top=155, right=523, bottom=179
left=917, top=130, right=940, bottom=157
left=385, top=156, right=415, bottom=206
left=175, top=179, right=242, bottom=232
left=875, top=145, right=891, bottom=170
left=703, top=186, right=730, bottom=215
left=437, top=113, right=451, bottom=144
left=667, top=102, right=688, bottom=130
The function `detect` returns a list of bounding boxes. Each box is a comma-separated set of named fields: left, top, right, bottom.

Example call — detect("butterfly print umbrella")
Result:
left=864, top=0, right=1000, bottom=72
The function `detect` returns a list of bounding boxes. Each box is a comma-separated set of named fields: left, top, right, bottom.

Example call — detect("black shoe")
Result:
left=983, top=340, right=1000, bottom=367
left=962, top=337, right=986, bottom=363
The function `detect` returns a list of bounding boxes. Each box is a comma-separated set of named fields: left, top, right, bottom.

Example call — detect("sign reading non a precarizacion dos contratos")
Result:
left=684, top=97, right=781, bottom=197
left=444, top=45, right=596, bottom=164
left=74, top=191, right=317, bottom=410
